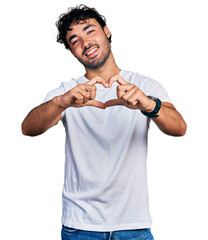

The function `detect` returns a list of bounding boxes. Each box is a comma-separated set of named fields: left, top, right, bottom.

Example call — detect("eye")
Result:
left=72, top=39, right=79, bottom=45
left=87, top=30, right=95, bottom=35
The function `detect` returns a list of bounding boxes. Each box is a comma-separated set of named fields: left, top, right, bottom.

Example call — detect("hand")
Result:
left=105, top=75, right=156, bottom=112
left=59, top=76, right=108, bottom=109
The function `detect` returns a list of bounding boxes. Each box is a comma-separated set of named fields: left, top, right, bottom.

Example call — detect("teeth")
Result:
left=86, top=48, right=97, bottom=56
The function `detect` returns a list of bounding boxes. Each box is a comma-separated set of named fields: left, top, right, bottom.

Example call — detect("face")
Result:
left=66, top=18, right=111, bottom=70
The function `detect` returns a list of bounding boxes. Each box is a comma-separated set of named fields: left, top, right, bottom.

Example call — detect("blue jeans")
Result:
left=61, top=225, right=154, bottom=240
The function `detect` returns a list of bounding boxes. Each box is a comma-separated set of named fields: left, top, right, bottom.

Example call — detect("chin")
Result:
left=88, top=60, right=106, bottom=69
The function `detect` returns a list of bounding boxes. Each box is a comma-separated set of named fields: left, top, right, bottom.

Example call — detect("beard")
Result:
left=76, top=37, right=111, bottom=70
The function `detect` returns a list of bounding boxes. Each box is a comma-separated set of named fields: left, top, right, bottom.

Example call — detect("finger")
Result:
left=72, top=91, right=85, bottom=104
left=86, top=78, right=97, bottom=86
left=126, top=88, right=146, bottom=106
left=125, top=92, right=140, bottom=106
left=117, top=84, right=135, bottom=99
left=108, top=74, right=128, bottom=87
left=108, top=75, right=118, bottom=88
left=79, top=85, right=96, bottom=100
left=76, top=88, right=91, bottom=104
left=121, top=86, right=137, bottom=103
left=79, top=84, right=95, bottom=92
left=72, top=86, right=91, bottom=104
left=89, top=87, right=96, bottom=100
left=86, top=76, right=108, bottom=88
left=95, top=76, right=108, bottom=88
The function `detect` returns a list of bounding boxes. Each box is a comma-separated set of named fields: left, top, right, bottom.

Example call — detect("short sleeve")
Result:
left=131, top=74, right=172, bottom=103
left=43, top=80, right=75, bottom=119
left=144, top=77, right=172, bottom=103
left=43, top=84, right=65, bottom=103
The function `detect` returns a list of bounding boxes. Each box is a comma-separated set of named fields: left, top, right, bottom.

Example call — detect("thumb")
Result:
left=84, top=100, right=106, bottom=109
left=104, top=99, right=138, bottom=109
left=104, top=99, right=125, bottom=107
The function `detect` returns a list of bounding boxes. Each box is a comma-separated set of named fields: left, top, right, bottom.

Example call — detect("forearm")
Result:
left=152, top=103, right=187, bottom=136
left=21, top=96, right=64, bottom=136
left=22, top=78, right=107, bottom=137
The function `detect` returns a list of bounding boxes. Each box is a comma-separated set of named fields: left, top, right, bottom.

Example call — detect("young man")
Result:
left=22, top=5, right=186, bottom=240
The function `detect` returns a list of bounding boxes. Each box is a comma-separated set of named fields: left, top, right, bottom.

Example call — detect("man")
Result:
left=22, top=5, right=187, bottom=240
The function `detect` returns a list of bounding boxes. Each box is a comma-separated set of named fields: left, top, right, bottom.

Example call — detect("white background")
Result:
left=0, top=0, right=207, bottom=239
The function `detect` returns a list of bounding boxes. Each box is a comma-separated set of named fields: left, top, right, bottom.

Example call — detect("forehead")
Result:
left=67, top=18, right=101, bottom=34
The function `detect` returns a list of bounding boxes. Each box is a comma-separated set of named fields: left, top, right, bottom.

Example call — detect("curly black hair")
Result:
left=56, top=4, right=112, bottom=50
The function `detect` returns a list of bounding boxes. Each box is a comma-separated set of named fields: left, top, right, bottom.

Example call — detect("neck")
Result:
left=84, top=52, right=121, bottom=82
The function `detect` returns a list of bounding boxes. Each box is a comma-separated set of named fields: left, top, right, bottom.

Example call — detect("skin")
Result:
left=22, top=18, right=187, bottom=137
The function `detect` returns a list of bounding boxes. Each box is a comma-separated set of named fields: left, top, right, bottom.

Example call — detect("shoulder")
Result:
left=120, top=70, right=171, bottom=102
left=43, top=76, right=82, bottom=103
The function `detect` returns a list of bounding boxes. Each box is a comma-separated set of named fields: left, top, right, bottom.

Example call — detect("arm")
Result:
left=22, top=77, right=107, bottom=136
left=152, top=102, right=187, bottom=136
left=21, top=98, right=64, bottom=137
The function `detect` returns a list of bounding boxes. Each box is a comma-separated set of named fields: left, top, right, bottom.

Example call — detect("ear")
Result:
left=103, top=25, right=111, bottom=39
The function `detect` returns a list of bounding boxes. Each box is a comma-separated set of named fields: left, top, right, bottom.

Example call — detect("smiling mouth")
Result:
left=84, top=46, right=99, bottom=59
left=86, top=47, right=98, bottom=56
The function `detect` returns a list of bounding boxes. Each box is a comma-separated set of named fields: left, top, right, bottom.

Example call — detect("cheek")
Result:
left=90, top=31, right=106, bottom=44
left=96, top=34, right=106, bottom=43
left=97, top=33, right=110, bottom=48
left=71, top=46, right=82, bottom=57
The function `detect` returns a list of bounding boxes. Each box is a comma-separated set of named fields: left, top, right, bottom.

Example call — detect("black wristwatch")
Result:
left=141, top=96, right=161, bottom=118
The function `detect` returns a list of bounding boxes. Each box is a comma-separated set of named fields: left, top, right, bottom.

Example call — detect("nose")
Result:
left=80, top=36, right=91, bottom=50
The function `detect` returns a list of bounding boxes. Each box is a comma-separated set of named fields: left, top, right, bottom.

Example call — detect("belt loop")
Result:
left=108, top=232, right=113, bottom=240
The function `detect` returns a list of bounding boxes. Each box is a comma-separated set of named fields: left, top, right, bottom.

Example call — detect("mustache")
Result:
left=83, top=44, right=99, bottom=55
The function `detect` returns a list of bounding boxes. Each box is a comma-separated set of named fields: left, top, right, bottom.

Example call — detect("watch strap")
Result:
left=141, top=96, right=161, bottom=118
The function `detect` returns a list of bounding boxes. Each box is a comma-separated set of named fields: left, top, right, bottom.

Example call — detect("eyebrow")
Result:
left=68, top=24, right=96, bottom=43
left=83, top=24, right=95, bottom=31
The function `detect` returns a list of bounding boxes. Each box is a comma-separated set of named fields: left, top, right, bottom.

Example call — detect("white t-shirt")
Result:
left=44, top=70, right=171, bottom=232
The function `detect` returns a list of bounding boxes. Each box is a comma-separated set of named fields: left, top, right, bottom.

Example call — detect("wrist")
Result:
left=145, top=99, right=156, bottom=113
left=141, top=96, right=161, bottom=118
left=53, top=95, right=68, bottom=109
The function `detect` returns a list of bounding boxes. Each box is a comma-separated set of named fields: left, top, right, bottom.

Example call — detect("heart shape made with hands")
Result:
left=75, top=74, right=142, bottom=110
